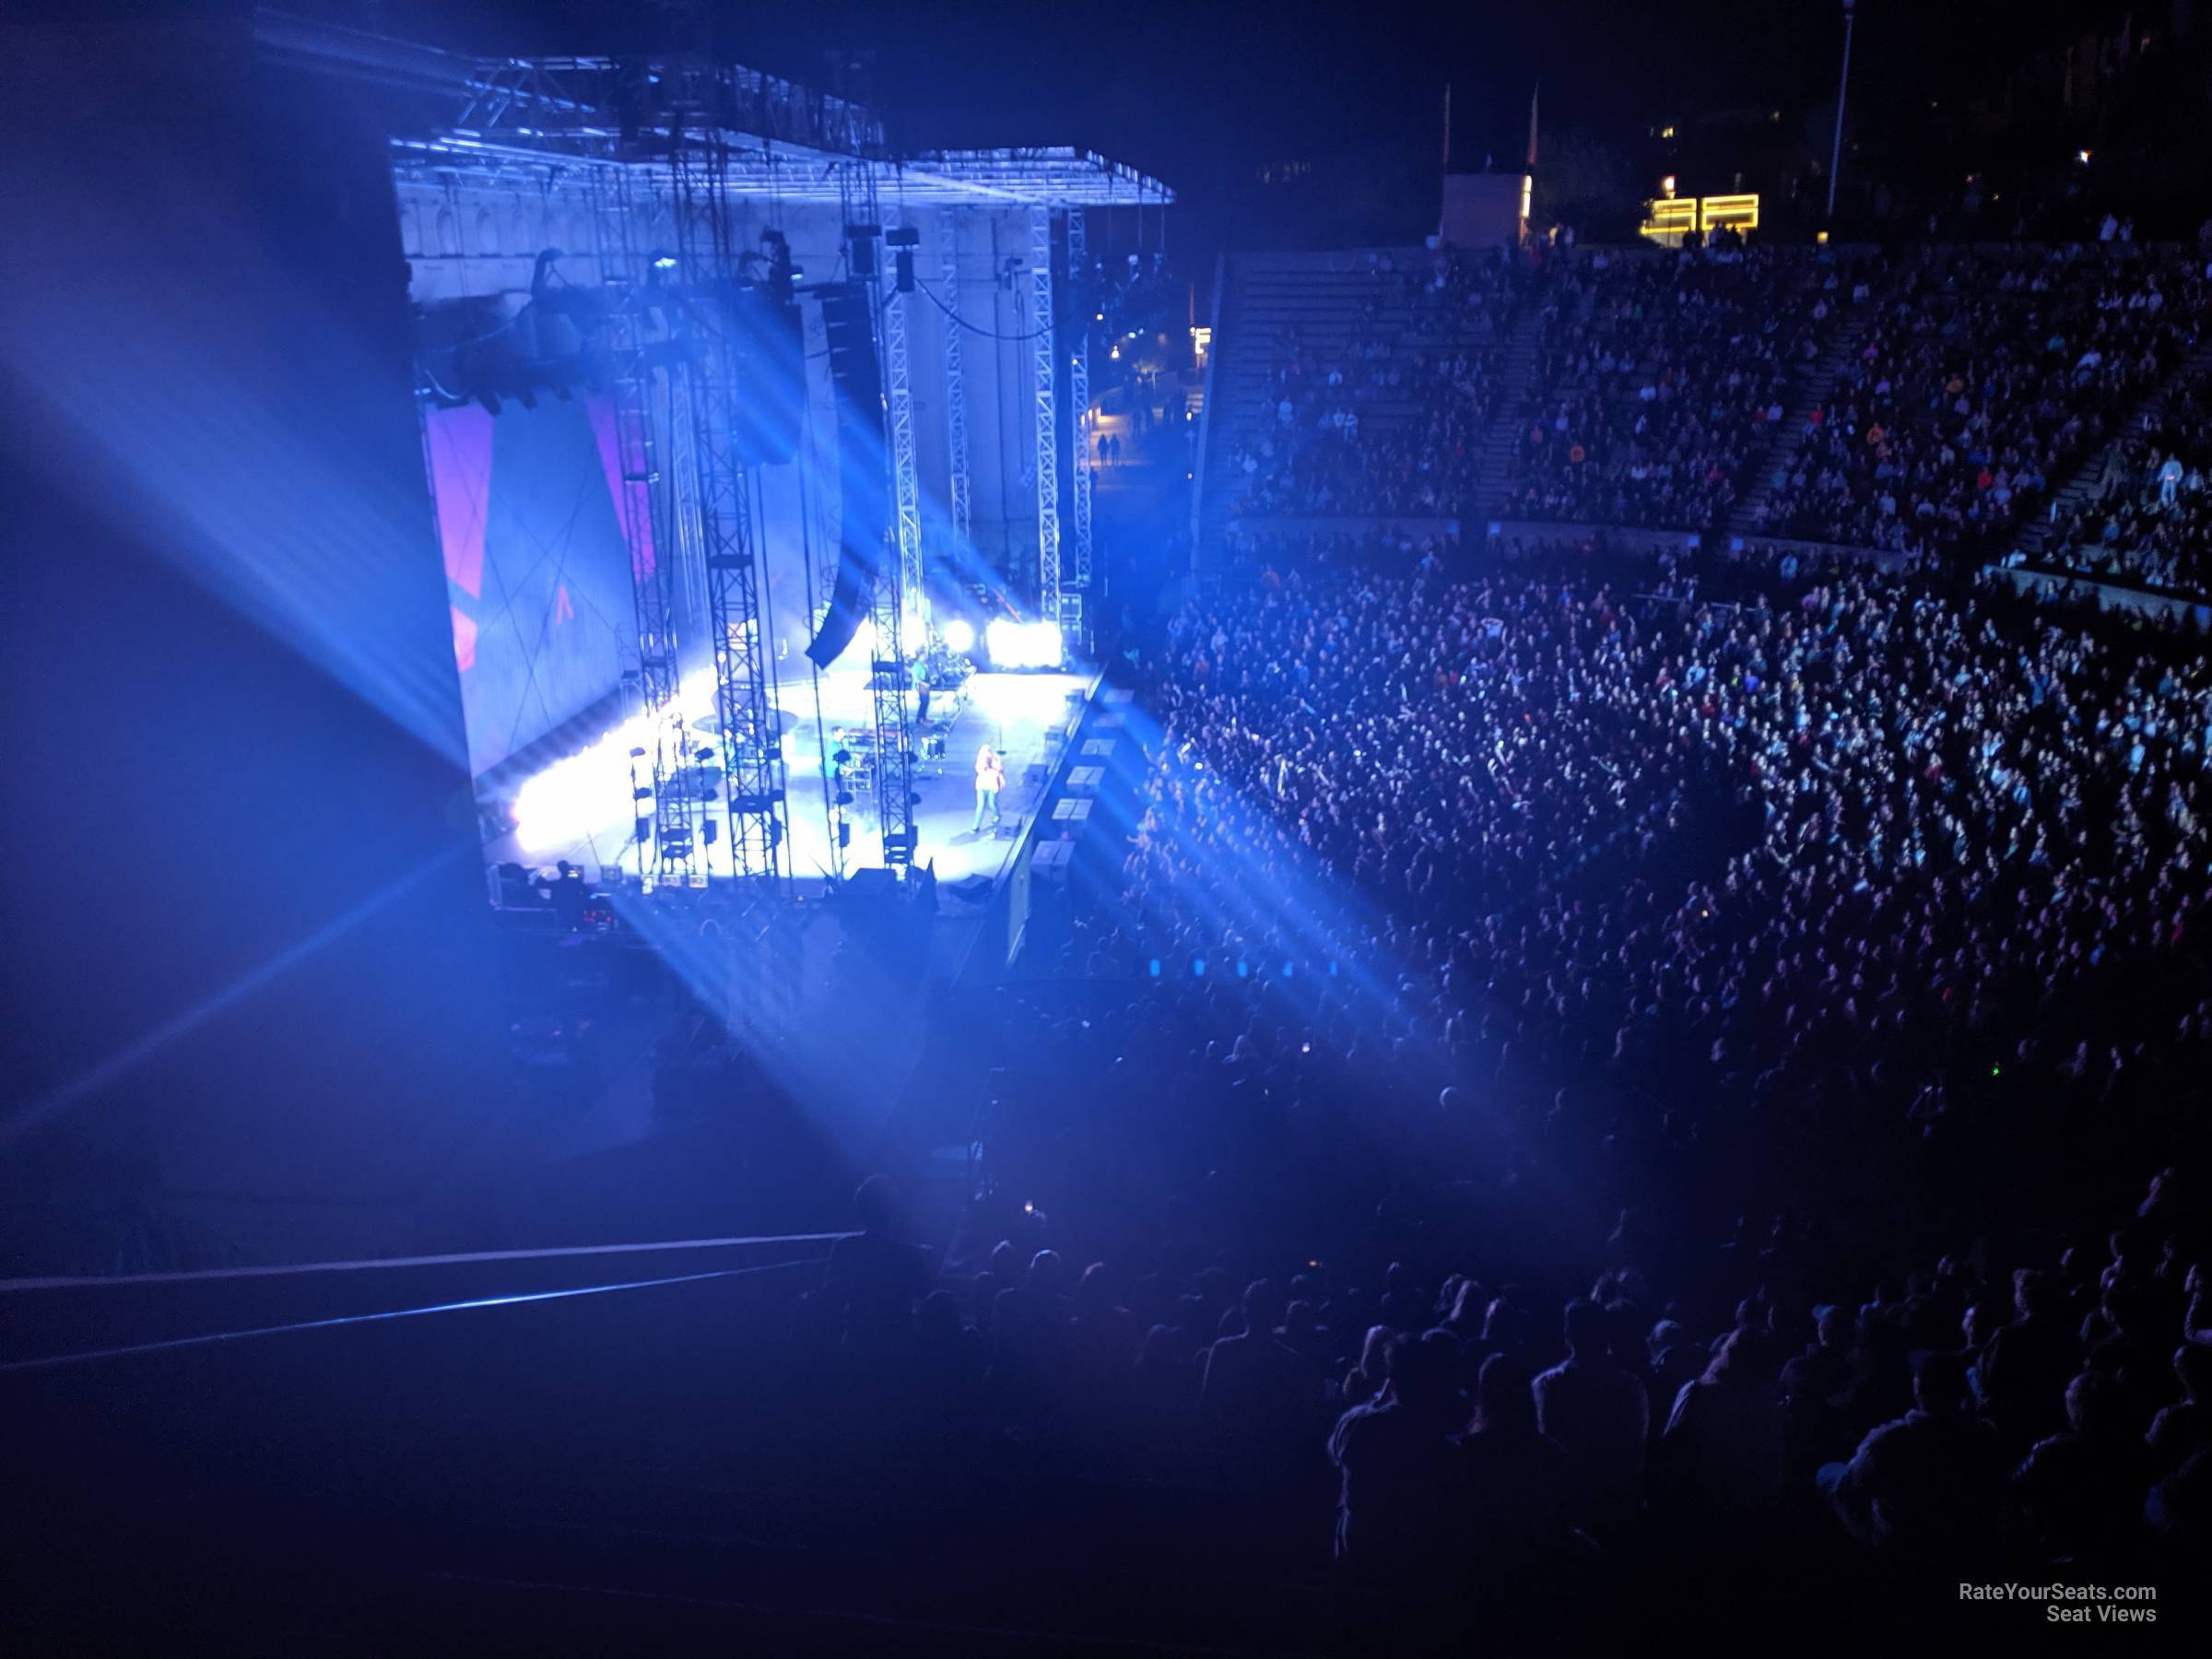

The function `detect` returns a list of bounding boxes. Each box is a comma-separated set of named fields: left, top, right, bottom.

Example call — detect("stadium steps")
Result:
left=1195, top=248, right=1503, bottom=562
left=2006, top=336, right=2212, bottom=565
left=1724, top=309, right=1871, bottom=542
left=1470, top=303, right=1547, bottom=519
left=1194, top=251, right=1260, bottom=560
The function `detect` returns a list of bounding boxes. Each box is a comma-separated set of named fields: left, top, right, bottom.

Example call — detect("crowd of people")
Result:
left=1756, top=245, right=2205, bottom=561
left=1502, top=245, right=1865, bottom=532
left=1226, top=249, right=1525, bottom=520
left=1217, top=521, right=1464, bottom=580
left=2037, top=366, right=2212, bottom=594
left=1213, top=236, right=2212, bottom=613
left=784, top=229, right=2212, bottom=1618
left=793, top=535, right=2212, bottom=1606
left=811, top=1159, right=2210, bottom=1606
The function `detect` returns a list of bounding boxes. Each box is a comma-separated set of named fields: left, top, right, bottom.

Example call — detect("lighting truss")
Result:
left=938, top=209, right=972, bottom=558
left=839, top=163, right=917, bottom=872
left=884, top=203, right=925, bottom=636
left=1065, top=206, right=1094, bottom=606
left=1030, top=205, right=1061, bottom=643
left=588, top=165, right=702, bottom=886
left=676, top=133, right=787, bottom=888
left=264, top=16, right=1174, bottom=208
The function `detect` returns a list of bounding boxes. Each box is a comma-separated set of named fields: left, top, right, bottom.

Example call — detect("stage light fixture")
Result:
left=942, top=618, right=976, bottom=653
left=984, top=618, right=1063, bottom=670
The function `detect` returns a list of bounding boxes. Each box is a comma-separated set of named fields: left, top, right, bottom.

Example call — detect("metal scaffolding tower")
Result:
left=839, top=164, right=918, bottom=872
left=1029, top=205, right=1062, bottom=640
left=883, top=202, right=925, bottom=633
left=1065, top=206, right=1094, bottom=607
left=313, top=8, right=1175, bottom=896
left=938, top=209, right=972, bottom=557
left=589, top=166, right=704, bottom=887
left=675, top=132, right=787, bottom=886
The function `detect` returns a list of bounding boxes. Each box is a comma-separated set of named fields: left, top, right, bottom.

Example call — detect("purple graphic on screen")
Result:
left=424, top=404, right=492, bottom=608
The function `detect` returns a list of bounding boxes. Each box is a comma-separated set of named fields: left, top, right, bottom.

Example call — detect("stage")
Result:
left=487, top=666, right=1095, bottom=894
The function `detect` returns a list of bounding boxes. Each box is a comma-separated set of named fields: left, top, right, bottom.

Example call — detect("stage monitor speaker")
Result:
left=844, top=866, right=900, bottom=903
left=806, top=282, right=889, bottom=671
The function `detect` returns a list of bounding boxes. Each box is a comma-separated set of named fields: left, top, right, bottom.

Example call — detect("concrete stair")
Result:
left=1468, top=305, right=1546, bottom=521
left=2008, top=338, right=2212, bottom=566
left=1724, top=311, right=1870, bottom=542
left=1193, top=248, right=1515, bottom=563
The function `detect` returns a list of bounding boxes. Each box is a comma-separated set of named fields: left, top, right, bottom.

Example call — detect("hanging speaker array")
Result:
left=806, top=281, right=889, bottom=671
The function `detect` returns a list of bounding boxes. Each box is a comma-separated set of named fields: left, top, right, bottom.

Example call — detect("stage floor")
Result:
left=486, top=667, right=1094, bottom=892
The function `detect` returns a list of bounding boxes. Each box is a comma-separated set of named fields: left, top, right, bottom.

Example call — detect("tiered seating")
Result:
left=1208, top=248, right=1526, bottom=527
left=2037, top=363, right=2212, bottom=594
left=1501, top=246, right=1869, bottom=532
left=1755, top=245, right=2203, bottom=559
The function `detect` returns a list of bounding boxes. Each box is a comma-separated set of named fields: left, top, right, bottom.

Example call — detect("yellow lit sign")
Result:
left=1639, top=192, right=1759, bottom=244
left=1699, top=194, right=1759, bottom=231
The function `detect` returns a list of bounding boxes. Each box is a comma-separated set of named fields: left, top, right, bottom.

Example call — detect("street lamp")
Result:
left=1827, top=0, right=1857, bottom=224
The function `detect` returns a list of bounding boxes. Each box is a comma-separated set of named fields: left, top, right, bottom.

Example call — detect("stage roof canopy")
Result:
left=259, top=10, right=1174, bottom=209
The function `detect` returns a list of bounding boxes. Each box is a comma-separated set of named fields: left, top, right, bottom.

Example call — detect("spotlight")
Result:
left=984, top=618, right=1063, bottom=670
left=651, top=252, right=678, bottom=271
left=942, top=618, right=976, bottom=653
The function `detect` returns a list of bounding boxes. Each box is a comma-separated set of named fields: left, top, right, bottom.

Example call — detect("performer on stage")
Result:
left=972, top=743, right=1006, bottom=833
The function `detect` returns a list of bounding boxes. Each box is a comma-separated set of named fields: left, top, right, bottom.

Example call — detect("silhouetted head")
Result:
left=1702, top=1325, right=1778, bottom=1390
left=1480, top=1297, right=1528, bottom=1350
left=853, top=1173, right=900, bottom=1235
left=1077, top=1261, right=1119, bottom=1315
left=1562, top=1298, right=1606, bottom=1359
left=2178, top=1344, right=2212, bottom=1405
left=2013, top=1266, right=2053, bottom=1321
left=1472, top=1352, right=1537, bottom=1434
left=1913, top=1349, right=1969, bottom=1418
left=1242, top=1277, right=1288, bottom=1334
left=916, top=1288, right=961, bottom=1335
left=1385, top=1332, right=1454, bottom=1413
left=2065, top=1371, right=2117, bottom=1437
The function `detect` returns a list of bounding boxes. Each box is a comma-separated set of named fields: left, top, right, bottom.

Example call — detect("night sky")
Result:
left=309, top=0, right=2124, bottom=228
